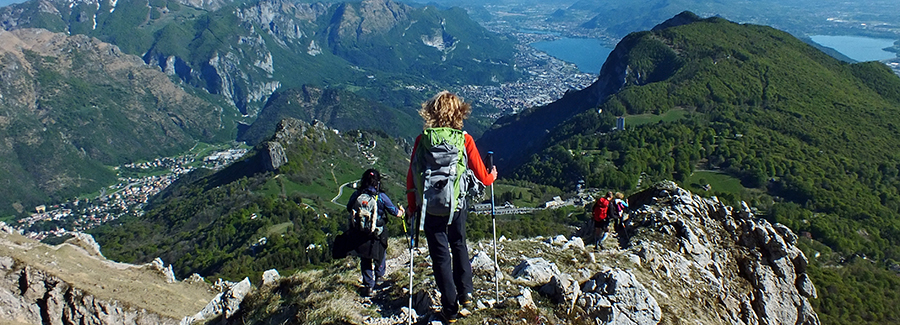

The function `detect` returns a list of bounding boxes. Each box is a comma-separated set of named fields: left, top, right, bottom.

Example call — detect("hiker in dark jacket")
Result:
left=346, top=169, right=404, bottom=297
left=405, top=91, right=497, bottom=323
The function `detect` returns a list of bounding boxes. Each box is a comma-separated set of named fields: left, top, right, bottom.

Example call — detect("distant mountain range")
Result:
left=0, top=0, right=520, bottom=216
left=566, top=0, right=900, bottom=39
left=26, top=9, right=895, bottom=323
left=0, top=0, right=519, bottom=116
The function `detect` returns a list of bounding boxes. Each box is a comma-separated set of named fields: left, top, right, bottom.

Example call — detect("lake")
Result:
left=531, top=37, right=613, bottom=75
left=810, top=35, right=898, bottom=62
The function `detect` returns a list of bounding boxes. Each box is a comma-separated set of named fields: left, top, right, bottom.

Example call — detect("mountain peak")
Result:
left=331, top=0, right=411, bottom=41
left=651, top=10, right=702, bottom=31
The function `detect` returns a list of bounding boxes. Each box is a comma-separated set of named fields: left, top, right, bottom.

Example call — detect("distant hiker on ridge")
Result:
left=612, top=191, right=629, bottom=235
left=406, top=91, right=497, bottom=323
left=592, top=191, right=614, bottom=249
left=346, top=169, right=404, bottom=297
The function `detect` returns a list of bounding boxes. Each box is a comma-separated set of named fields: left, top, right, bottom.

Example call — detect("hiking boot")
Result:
left=439, top=309, right=457, bottom=324
left=360, top=287, right=372, bottom=297
left=459, top=293, right=474, bottom=309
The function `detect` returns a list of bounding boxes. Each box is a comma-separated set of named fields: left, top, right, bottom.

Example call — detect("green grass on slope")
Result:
left=509, top=14, right=900, bottom=324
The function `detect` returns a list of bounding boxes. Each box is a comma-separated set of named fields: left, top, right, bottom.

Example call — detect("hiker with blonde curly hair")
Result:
left=406, top=91, right=497, bottom=323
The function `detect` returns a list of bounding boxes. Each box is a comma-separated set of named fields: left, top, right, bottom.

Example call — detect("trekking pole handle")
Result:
left=486, top=151, right=494, bottom=171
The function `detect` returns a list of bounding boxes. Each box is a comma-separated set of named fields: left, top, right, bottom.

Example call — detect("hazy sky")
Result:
left=0, top=0, right=26, bottom=7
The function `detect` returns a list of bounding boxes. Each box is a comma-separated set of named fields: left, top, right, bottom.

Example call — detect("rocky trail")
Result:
left=0, top=181, right=820, bottom=325
left=290, top=181, right=820, bottom=324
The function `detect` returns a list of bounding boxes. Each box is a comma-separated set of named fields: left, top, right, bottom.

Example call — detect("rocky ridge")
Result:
left=0, top=224, right=238, bottom=325
left=220, top=181, right=820, bottom=324
left=0, top=178, right=819, bottom=324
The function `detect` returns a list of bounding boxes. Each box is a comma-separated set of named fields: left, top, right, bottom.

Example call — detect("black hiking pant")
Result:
left=424, top=202, right=473, bottom=316
left=361, top=256, right=386, bottom=289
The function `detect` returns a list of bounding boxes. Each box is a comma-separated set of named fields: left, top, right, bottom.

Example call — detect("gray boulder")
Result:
left=539, top=273, right=581, bottom=308
left=149, top=258, right=177, bottom=283
left=511, top=288, right=536, bottom=311
left=64, top=232, right=104, bottom=258
left=262, top=269, right=281, bottom=286
left=577, top=269, right=661, bottom=325
left=184, top=277, right=252, bottom=324
left=563, top=237, right=586, bottom=250
left=512, top=257, right=560, bottom=286
left=471, top=250, right=496, bottom=275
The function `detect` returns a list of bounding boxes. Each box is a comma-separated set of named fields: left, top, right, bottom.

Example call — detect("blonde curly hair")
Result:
left=419, top=91, right=471, bottom=130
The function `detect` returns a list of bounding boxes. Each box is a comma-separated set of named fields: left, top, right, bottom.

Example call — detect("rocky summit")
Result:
left=218, top=181, right=820, bottom=325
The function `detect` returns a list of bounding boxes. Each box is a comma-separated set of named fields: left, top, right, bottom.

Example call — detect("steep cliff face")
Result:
left=235, top=0, right=327, bottom=43
left=613, top=181, right=819, bottom=324
left=329, top=0, right=411, bottom=43
left=221, top=181, right=819, bottom=324
left=0, top=227, right=216, bottom=325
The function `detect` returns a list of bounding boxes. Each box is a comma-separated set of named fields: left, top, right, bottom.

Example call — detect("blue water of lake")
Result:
left=530, top=38, right=613, bottom=75
left=810, top=35, right=898, bottom=62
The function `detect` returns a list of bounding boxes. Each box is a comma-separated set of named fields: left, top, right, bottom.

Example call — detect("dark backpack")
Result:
left=609, top=200, right=625, bottom=220
left=351, top=191, right=382, bottom=237
left=411, top=127, right=468, bottom=217
left=607, top=200, right=618, bottom=220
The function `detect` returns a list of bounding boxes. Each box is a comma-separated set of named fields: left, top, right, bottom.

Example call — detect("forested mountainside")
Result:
left=90, top=118, right=412, bottom=280
left=237, top=85, right=420, bottom=146
left=1, top=0, right=519, bottom=116
left=479, top=11, right=900, bottom=324
left=0, top=28, right=231, bottom=216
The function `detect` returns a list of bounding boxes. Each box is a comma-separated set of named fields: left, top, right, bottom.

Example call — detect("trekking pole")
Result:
left=403, top=202, right=425, bottom=325
left=403, top=219, right=415, bottom=325
left=487, top=151, right=499, bottom=303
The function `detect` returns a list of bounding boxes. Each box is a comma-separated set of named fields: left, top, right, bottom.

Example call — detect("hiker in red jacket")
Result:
left=592, top=191, right=614, bottom=249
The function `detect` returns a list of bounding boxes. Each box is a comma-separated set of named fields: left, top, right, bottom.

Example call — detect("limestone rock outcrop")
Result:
left=578, top=268, right=662, bottom=325
left=461, top=181, right=819, bottom=325
left=623, top=181, right=819, bottom=325
left=0, top=256, right=182, bottom=325
left=0, top=231, right=218, bottom=325
left=182, top=277, right=251, bottom=324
